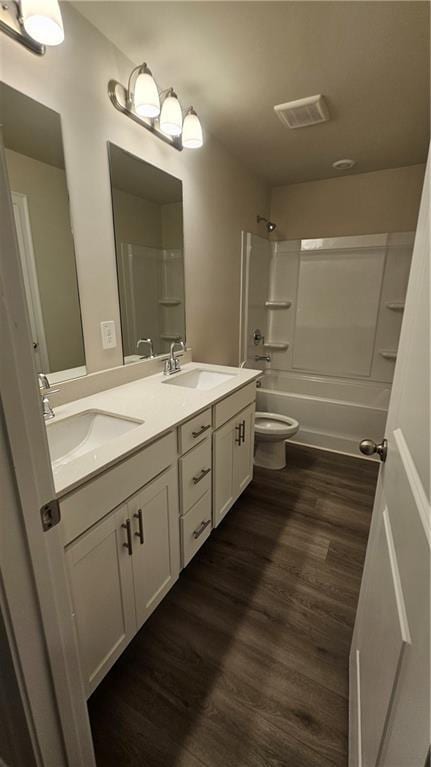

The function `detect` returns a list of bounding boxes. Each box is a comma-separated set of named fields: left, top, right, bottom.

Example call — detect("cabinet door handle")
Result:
left=192, top=467, right=211, bottom=484
left=241, top=419, right=246, bottom=444
left=235, top=424, right=242, bottom=445
left=133, top=509, right=144, bottom=544
left=121, top=519, right=133, bottom=556
left=192, top=424, right=211, bottom=438
left=193, top=519, right=211, bottom=539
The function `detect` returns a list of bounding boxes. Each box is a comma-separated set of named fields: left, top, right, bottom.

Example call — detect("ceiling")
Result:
left=1, top=82, right=65, bottom=169
left=109, top=143, right=182, bottom=203
left=74, top=1, right=430, bottom=186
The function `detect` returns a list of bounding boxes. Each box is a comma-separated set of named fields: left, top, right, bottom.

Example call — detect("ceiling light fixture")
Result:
left=0, top=0, right=64, bottom=55
left=109, top=63, right=204, bottom=152
left=332, top=158, right=356, bottom=171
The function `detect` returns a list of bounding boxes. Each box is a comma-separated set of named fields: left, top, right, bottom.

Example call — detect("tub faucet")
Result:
left=255, top=354, right=271, bottom=363
left=164, top=338, right=185, bottom=375
left=136, top=337, right=154, bottom=358
left=37, top=373, right=59, bottom=420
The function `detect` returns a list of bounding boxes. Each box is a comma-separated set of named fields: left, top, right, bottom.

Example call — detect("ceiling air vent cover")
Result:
left=274, top=94, right=329, bottom=129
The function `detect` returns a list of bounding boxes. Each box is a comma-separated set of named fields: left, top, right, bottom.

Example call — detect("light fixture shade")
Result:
left=182, top=108, right=203, bottom=149
left=134, top=71, right=160, bottom=118
left=160, top=92, right=183, bottom=137
left=21, top=0, right=64, bottom=45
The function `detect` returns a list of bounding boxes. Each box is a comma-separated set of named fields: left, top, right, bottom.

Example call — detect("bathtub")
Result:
left=256, top=370, right=391, bottom=459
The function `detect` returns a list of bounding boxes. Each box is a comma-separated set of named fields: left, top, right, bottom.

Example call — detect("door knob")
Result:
left=359, top=438, right=387, bottom=462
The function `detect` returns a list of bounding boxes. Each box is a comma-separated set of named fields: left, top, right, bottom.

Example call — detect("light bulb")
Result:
left=21, top=0, right=64, bottom=45
left=182, top=108, right=203, bottom=149
left=160, top=91, right=182, bottom=137
left=134, top=67, right=160, bottom=119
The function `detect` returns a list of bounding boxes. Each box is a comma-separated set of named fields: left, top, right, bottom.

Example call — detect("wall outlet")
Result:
left=100, top=320, right=117, bottom=350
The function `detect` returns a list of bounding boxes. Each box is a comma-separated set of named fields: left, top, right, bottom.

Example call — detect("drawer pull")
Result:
left=192, top=424, right=211, bottom=438
left=133, top=509, right=144, bottom=544
left=192, top=467, right=211, bottom=484
left=121, top=519, right=133, bottom=556
left=193, top=519, right=211, bottom=539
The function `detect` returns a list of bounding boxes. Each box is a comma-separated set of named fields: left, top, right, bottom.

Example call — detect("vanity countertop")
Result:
left=49, top=362, right=260, bottom=497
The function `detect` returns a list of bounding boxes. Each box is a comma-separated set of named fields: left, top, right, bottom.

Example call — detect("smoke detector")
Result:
left=274, top=94, right=329, bottom=129
left=332, top=158, right=356, bottom=170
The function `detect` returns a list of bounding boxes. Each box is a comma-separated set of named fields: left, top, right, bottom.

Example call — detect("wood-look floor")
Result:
left=88, top=445, right=378, bottom=767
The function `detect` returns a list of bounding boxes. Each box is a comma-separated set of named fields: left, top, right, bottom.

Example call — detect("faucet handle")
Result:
left=38, top=372, right=50, bottom=391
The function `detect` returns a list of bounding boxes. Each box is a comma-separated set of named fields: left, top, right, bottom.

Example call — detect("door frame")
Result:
left=11, top=190, right=50, bottom=372
left=0, top=132, right=96, bottom=765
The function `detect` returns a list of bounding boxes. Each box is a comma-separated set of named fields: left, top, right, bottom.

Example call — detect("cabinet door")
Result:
left=65, top=505, right=135, bottom=696
left=235, top=403, right=255, bottom=495
left=213, top=416, right=237, bottom=527
left=129, top=466, right=180, bottom=630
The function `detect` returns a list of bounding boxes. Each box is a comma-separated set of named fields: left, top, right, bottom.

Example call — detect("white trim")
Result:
left=11, top=191, right=50, bottom=371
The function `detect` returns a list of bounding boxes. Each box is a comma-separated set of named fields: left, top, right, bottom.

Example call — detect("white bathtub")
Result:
left=256, top=370, right=390, bottom=459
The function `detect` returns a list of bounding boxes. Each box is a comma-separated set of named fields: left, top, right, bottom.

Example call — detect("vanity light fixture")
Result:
left=0, top=0, right=64, bottom=55
left=109, top=62, right=203, bottom=152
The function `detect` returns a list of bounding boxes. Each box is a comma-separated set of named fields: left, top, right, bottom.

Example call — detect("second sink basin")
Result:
left=163, top=368, right=236, bottom=391
left=47, top=410, right=143, bottom=468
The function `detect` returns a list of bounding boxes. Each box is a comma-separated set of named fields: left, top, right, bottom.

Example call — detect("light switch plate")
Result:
left=100, top=321, right=117, bottom=350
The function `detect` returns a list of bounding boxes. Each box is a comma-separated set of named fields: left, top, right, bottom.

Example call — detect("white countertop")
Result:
left=48, top=362, right=260, bottom=497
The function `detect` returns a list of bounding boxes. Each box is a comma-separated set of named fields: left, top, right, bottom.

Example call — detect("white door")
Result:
left=65, top=505, right=136, bottom=697
left=1, top=134, right=95, bottom=764
left=130, top=466, right=180, bottom=630
left=349, top=155, right=430, bottom=767
left=11, top=191, right=49, bottom=372
left=235, top=403, right=255, bottom=495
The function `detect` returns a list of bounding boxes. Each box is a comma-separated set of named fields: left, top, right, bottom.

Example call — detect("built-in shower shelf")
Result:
left=158, top=297, right=182, bottom=306
left=264, top=300, right=292, bottom=309
left=386, top=302, right=405, bottom=312
left=263, top=342, right=289, bottom=351
left=160, top=333, right=182, bottom=342
left=379, top=350, right=397, bottom=361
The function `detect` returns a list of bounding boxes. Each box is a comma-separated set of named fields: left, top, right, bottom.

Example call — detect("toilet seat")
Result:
left=254, top=412, right=299, bottom=441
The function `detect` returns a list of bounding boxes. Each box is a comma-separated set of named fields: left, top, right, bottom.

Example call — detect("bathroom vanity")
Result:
left=50, top=363, right=258, bottom=696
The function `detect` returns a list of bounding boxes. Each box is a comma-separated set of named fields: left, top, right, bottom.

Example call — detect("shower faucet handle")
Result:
left=253, top=328, right=264, bottom=345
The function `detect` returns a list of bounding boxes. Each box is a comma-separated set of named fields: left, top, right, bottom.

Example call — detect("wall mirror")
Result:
left=108, top=143, right=186, bottom=364
left=2, top=82, right=86, bottom=383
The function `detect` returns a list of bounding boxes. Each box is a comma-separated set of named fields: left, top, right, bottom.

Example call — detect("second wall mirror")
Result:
left=108, top=143, right=186, bottom=364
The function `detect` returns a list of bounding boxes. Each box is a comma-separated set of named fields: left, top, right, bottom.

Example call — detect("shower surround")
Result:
left=240, top=231, right=414, bottom=457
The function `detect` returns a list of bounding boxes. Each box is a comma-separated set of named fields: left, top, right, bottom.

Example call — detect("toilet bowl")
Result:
left=254, top=412, right=299, bottom=470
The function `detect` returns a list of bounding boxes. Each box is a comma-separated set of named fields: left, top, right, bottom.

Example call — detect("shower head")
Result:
left=257, top=215, right=277, bottom=233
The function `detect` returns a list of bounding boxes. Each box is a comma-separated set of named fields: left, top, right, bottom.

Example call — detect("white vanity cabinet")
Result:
left=65, top=502, right=135, bottom=695
left=60, top=375, right=257, bottom=696
left=213, top=402, right=255, bottom=527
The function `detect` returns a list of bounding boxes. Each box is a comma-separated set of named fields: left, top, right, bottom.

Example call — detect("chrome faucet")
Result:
left=255, top=354, right=271, bottom=363
left=136, top=337, right=155, bottom=358
left=38, top=373, right=59, bottom=420
left=164, top=339, right=185, bottom=375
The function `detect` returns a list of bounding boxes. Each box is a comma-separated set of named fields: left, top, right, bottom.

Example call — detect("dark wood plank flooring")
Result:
left=89, top=445, right=378, bottom=767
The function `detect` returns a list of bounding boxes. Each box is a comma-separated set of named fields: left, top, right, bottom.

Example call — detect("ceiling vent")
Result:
left=274, top=94, right=329, bottom=129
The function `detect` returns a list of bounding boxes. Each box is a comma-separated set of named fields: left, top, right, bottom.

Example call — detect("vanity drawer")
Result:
left=179, top=408, right=212, bottom=454
left=213, top=382, right=256, bottom=429
left=180, top=437, right=212, bottom=513
left=61, top=431, right=177, bottom=545
left=181, top=491, right=212, bottom=567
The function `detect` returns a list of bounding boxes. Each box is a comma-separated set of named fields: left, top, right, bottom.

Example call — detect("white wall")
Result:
left=1, top=4, right=269, bottom=372
left=271, top=165, right=425, bottom=240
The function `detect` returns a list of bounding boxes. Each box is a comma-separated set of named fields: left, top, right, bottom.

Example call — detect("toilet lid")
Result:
left=255, top=417, right=292, bottom=432
left=254, top=412, right=298, bottom=431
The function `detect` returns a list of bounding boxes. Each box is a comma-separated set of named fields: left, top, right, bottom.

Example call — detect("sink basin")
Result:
left=47, top=410, right=142, bottom=468
left=162, top=368, right=236, bottom=391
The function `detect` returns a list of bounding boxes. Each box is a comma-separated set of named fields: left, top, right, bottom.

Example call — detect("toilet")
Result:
left=254, top=412, right=299, bottom=470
